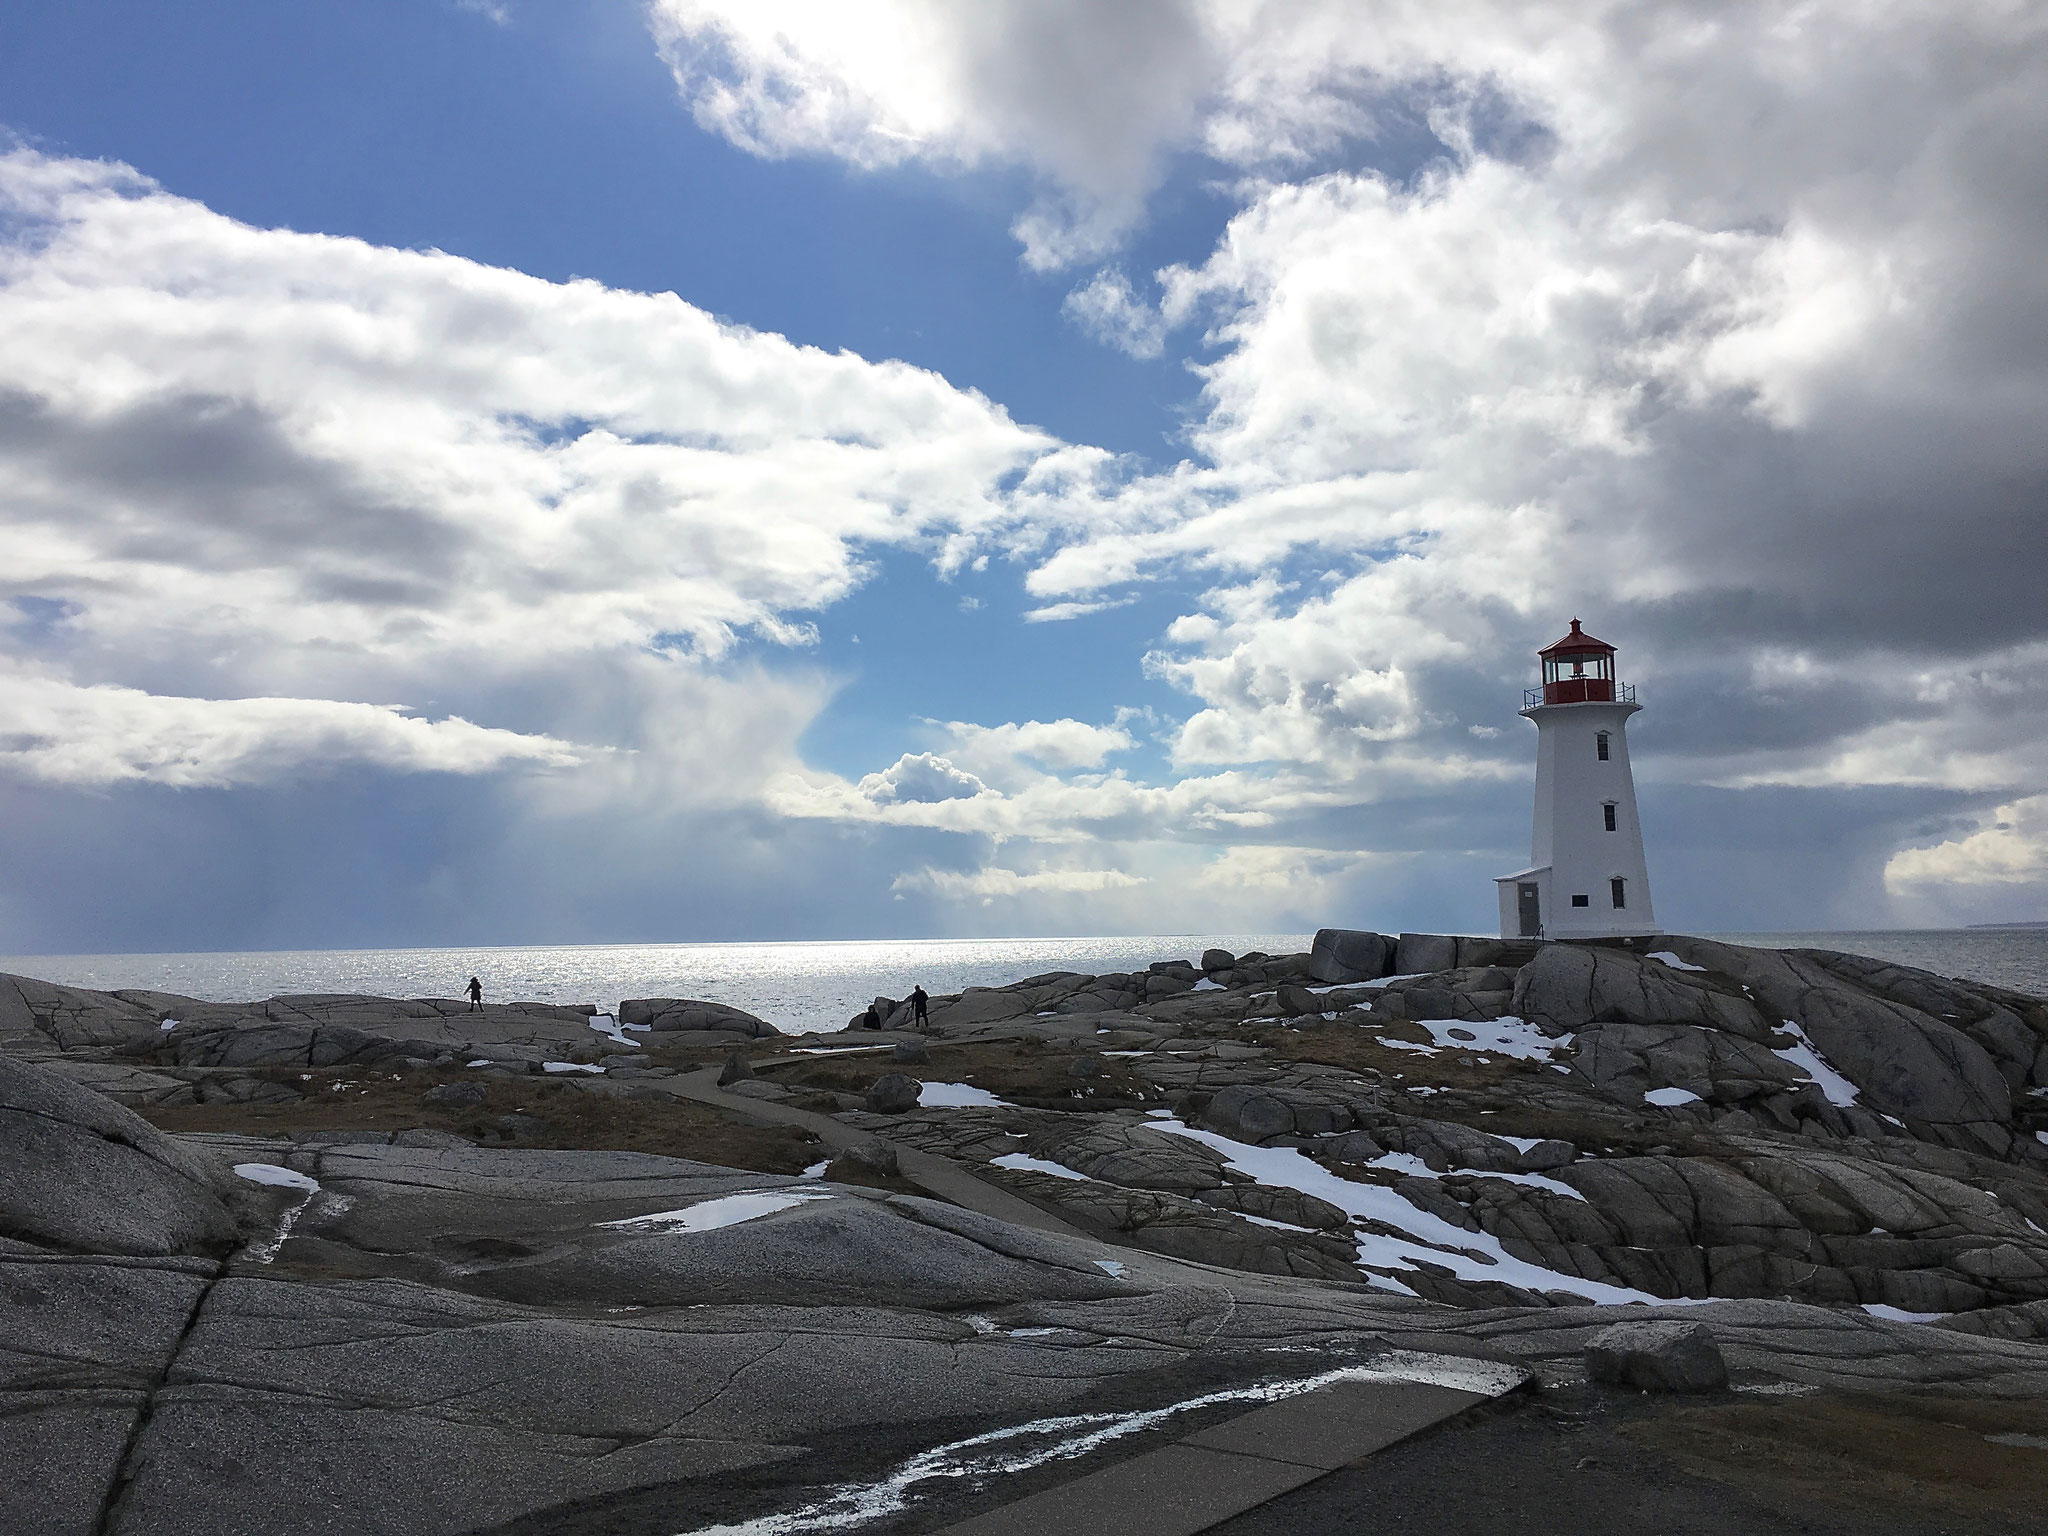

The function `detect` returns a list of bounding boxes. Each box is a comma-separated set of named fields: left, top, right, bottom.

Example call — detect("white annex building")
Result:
left=1495, top=620, right=1657, bottom=939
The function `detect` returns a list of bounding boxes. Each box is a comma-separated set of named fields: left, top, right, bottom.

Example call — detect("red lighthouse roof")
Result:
left=1539, top=618, right=1615, bottom=657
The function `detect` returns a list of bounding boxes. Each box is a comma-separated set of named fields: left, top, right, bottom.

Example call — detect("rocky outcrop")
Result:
left=1511, top=944, right=1768, bottom=1038
left=1658, top=939, right=2019, bottom=1147
left=617, top=998, right=781, bottom=1037
left=1584, top=1319, right=1728, bottom=1391
left=7, top=932, right=2048, bottom=1535
left=1310, top=928, right=1393, bottom=984
left=0, top=1056, right=240, bottom=1256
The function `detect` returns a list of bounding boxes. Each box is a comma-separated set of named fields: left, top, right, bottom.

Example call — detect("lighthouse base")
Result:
left=1495, top=868, right=1660, bottom=941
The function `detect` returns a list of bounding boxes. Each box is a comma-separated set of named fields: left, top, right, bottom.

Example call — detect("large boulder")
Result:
left=1308, top=929, right=1392, bottom=985
left=865, top=1074, right=921, bottom=1114
left=0, top=1056, right=240, bottom=1256
left=1511, top=944, right=1769, bottom=1038
left=1395, top=933, right=1460, bottom=975
left=1029, top=1120, right=1228, bottom=1193
left=1198, top=1085, right=1298, bottom=1143
left=1573, top=1021, right=1806, bottom=1106
left=1665, top=939, right=2015, bottom=1128
left=617, top=999, right=781, bottom=1038
left=1585, top=1320, right=1728, bottom=1392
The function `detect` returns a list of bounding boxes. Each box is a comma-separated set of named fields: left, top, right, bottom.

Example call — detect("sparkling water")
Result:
left=0, top=934, right=1312, bottom=1036
left=3, top=928, right=2041, bottom=1037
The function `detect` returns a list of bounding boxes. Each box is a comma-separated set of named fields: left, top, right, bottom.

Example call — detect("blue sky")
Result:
left=2, top=1, right=2046, bottom=952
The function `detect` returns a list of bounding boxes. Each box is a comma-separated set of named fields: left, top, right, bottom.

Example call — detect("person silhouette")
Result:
left=466, top=976, right=483, bottom=1012
left=911, top=985, right=929, bottom=1029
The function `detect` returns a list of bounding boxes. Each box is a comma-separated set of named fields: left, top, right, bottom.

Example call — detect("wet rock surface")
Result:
left=4, top=931, right=2048, bottom=1533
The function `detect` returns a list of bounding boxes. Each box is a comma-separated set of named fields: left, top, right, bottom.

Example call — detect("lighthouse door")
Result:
left=1516, top=883, right=1542, bottom=937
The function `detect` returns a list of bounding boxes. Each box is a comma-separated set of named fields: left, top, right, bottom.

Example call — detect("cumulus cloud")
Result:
left=0, top=148, right=1049, bottom=791
left=646, top=0, right=1217, bottom=267
left=12, top=1, right=2048, bottom=939
left=666, top=3, right=2048, bottom=923
left=940, top=717, right=1136, bottom=774
left=1062, top=269, right=1167, bottom=358
left=1887, top=797, right=2048, bottom=896
left=857, top=752, right=988, bottom=805
left=0, top=674, right=580, bottom=789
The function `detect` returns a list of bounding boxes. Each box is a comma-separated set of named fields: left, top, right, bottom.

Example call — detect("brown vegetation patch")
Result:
left=139, top=1068, right=823, bottom=1174
left=1627, top=1392, right=2048, bottom=1527
left=1269, top=1021, right=1538, bottom=1094
left=758, top=1039, right=1165, bottom=1110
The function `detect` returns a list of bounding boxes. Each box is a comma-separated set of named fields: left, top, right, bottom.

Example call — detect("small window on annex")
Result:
left=1610, top=877, right=1627, bottom=909
left=1571, top=893, right=1590, bottom=908
left=1595, top=731, right=1610, bottom=761
left=1603, top=802, right=1618, bottom=831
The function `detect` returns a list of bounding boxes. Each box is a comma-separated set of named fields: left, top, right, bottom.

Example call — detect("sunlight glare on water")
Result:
left=0, top=934, right=1312, bottom=1036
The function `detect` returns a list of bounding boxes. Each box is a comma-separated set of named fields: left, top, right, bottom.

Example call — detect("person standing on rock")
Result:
left=466, top=976, right=483, bottom=1012
left=911, top=985, right=929, bottom=1029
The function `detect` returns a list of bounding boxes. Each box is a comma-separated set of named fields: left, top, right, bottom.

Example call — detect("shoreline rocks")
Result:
left=5, top=930, right=2048, bottom=1532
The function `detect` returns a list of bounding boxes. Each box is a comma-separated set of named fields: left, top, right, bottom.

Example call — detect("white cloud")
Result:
left=857, top=752, right=988, bottom=805
left=890, top=864, right=1146, bottom=901
left=0, top=673, right=580, bottom=789
left=1062, top=269, right=1166, bottom=358
left=941, top=717, right=1136, bottom=773
left=0, top=149, right=1050, bottom=786
left=1021, top=596, right=1138, bottom=624
left=1887, top=797, right=2048, bottom=893
left=646, top=0, right=1217, bottom=267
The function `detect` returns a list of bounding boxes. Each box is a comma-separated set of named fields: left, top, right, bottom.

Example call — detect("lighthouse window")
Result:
left=1595, top=731, right=1610, bottom=761
left=1610, top=877, right=1627, bottom=909
left=1603, top=802, right=1618, bottom=831
left=1570, top=894, right=1590, bottom=908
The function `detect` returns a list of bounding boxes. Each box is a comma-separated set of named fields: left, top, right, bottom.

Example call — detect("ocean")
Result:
left=3, top=927, right=2045, bottom=1037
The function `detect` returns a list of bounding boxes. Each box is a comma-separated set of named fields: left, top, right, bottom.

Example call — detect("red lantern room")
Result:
left=1537, top=619, right=1619, bottom=704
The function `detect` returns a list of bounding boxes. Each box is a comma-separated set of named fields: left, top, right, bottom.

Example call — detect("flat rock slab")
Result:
left=0, top=1255, right=216, bottom=1536
left=938, top=1369, right=1514, bottom=1536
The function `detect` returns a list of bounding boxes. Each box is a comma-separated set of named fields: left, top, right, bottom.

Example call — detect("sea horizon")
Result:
left=7, top=925, right=2045, bottom=1035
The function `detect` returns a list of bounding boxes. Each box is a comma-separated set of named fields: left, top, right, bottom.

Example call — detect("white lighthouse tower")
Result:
left=1495, top=620, right=1656, bottom=939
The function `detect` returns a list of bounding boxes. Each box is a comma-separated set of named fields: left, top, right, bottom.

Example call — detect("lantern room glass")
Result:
left=1541, top=648, right=1614, bottom=704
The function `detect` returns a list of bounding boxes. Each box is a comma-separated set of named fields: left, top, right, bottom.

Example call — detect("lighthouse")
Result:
left=1494, top=620, right=1656, bottom=940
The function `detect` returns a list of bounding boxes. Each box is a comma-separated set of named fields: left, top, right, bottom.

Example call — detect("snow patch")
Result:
left=919, top=1081, right=1007, bottom=1108
left=672, top=1359, right=1517, bottom=1536
left=991, top=1152, right=1090, bottom=1182
left=1377, top=1015, right=1570, bottom=1063
left=234, top=1162, right=318, bottom=1192
left=1363, top=1148, right=1585, bottom=1203
left=1647, top=951, right=1707, bottom=972
left=799, top=1160, right=831, bottom=1180
left=543, top=1061, right=604, bottom=1074
left=1644, top=1086, right=1702, bottom=1107
left=1157, top=1120, right=1665, bottom=1304
left=601, top=1190, right=834, bottom=1234
left=1861, top=1303, right=1950, bottom=1323
left=1773, top=1021, right=1861, bottom=1106
left=234, top=1163, right=322, bottom=1264
left=158, top=1017, right=178, bottom=1031
left=1191, top=978, right=1224, bottom=991
left=1093, top=1259, right=1127, bottom=1277
left=587, top=1012, right=641, bottom=1049
left=1236, top=1211, right=1315, bottom=1232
